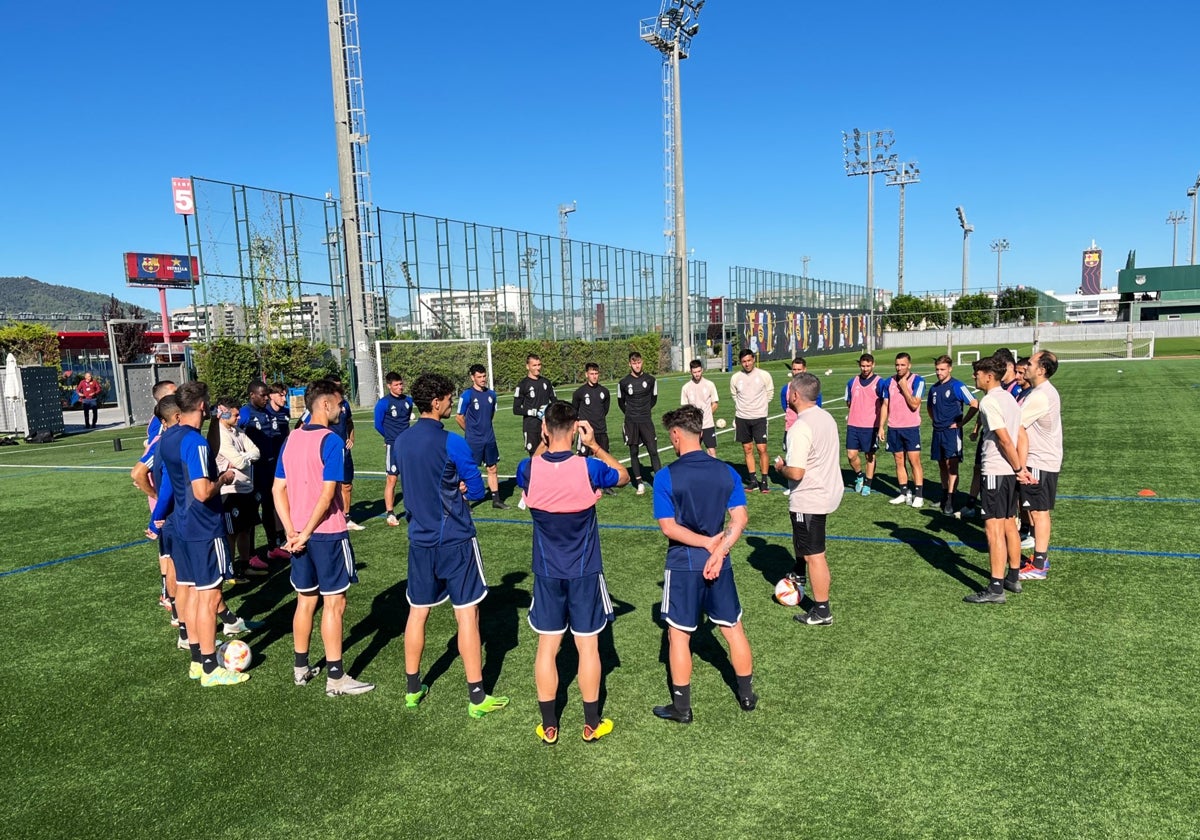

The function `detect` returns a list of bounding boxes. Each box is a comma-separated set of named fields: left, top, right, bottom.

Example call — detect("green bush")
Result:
left=259, top=339, right=342, bottom=388
left=0, top=323, right=59, bottom=366
left=193, top=338, right=260, bottom=400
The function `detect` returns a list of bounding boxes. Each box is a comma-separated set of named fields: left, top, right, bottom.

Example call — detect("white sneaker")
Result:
left=176, top=636, right=190, bottom=651
left=889, top=494, right=911, bottom=505
left=781, top=487, right=791, bottom=497
left=345, top=520, right=366, bottom=531
left=1020, top=535, right=1036, bottom=550
left=910, top=496, right=924, bottom=509
left=636, top=483, right=646, bottom=496
left=326, top=675, right=375, bottom=696
left=294, top=665, right=322, bottom=686
left=386, top=513, right=400, bottom=527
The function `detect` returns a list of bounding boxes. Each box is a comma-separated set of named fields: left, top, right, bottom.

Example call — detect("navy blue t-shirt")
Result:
left=926, top=377, right=976, bottom=431
left=391, top=419, right=484, bottom=547
left=652, top=451, right=747, bottom=572
left=457, top=387, right=498, bottom=445
left=374, top=393, right=414, bottom=444
left=158, top=423, right=225, bottom=540
left=239, top=402, right=288, bottom=459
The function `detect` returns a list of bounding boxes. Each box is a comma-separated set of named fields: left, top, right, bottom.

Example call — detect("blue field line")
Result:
left=0, top=540, right=146, bottom=579
left=1056, top=493, right=1200, bottom=504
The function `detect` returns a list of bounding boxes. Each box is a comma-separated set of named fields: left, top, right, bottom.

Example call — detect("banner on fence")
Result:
left=735, top=303, right=872, bottom=362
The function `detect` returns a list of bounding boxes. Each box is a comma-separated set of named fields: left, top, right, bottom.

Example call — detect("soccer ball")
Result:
left=716, top=418, right=727, bottom=429
left=824, top=368, right=833, bottom=376
left=774, top=578, right=800, bottom=607
left=219, top=639, right=252, bottom=672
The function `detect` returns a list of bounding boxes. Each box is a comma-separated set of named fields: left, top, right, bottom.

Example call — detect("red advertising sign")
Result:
left=171, top=177, right=195, bottom=215
left=124, top=253, right=200, bottom=289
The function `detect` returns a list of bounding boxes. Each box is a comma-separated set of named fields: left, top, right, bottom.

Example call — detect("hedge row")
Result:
left=193, top=338, right=344, bottom=403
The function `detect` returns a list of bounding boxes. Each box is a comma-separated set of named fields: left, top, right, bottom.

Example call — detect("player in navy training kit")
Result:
left=393, top=373, right=510, bottom=717
left=652, top=405, right=756, bottom=723
left=240, top=380, right=291, bottom=565
left=927, top=355, right=979, bottom=515
left=517, top=401, right=628, bottom=743
left=457, top=364, right=507, bottom=509
left=375, top=371, right=414, bottom=525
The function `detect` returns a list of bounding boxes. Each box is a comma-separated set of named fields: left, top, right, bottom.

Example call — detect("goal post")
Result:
left=1050, top=331, right=1155, bottom=363
left=956, top=350, right=980, bottom=367
left=374, top=339, right=495, bottom=399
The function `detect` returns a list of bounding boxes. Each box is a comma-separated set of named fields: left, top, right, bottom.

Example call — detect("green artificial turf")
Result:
left=1, top=355, right=1199, bottom=838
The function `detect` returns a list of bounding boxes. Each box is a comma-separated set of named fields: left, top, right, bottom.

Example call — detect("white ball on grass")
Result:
left=716, top=418, right=727, bottom=429
left=824, top=368, right=833, bottom=376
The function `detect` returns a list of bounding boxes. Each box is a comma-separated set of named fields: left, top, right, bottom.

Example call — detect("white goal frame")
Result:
left=1049, top=331, right=1155, bottom=363
left=374, top=339, right=494, bottom=398
left=956, top=350, right=981, bottom=367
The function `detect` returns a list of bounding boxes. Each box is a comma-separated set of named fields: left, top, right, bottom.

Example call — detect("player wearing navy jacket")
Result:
left=375, top=371, right=415, bottom=525
left=651, top=405, right=756, bottom=723
left=240, top=381, right=291, bottom=564
left=392, top=373, right=509, bottom=718
left=158, top=381, right=247, bottom=687
left=927, top=355, right=979, bottom=515
left=456, top=364, right=507, bottom=509
left=517, top=401, right=628, bottom=743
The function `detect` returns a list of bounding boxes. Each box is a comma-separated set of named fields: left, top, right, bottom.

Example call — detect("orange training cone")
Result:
left=1138, top=489, right=1157, bottom=497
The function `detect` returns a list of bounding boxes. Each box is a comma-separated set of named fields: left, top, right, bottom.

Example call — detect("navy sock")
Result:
left=672, top=683, right=691, bottom=712
left=189, top=643, right=201, bottom=664
left=217, top=608, right=236, bottom=624
left=539, top=699, right=558, bottom=729
left=406, top=672, right=422, bottom=694
left=583, top=700, right=601, bottom=728
left=201, top=650, right=218, bottom=674
left=328, top=659, right=344, bottom=680
left=468, top=681, right=486, bottom=704
left=294, top=651, right=309, bottom=669
left=736, top=674, right=754, bottom=699
left=178, top=623, right=188, bottom=643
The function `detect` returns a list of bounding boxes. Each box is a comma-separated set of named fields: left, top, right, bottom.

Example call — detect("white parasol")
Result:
left=3, top=353, right=23, bottom=433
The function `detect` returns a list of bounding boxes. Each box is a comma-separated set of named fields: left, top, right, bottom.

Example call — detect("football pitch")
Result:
left=2, top=344, right=1199, bottom=838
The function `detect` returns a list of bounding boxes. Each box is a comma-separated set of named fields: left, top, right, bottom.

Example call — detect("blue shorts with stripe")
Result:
left=528, top=572, right=614, bottom=637
left=469, top=439, right=500, bottom=468
left=845, top=425, right=879, bottom=454
left=886, top=427, right=922, bottom=453
left=291, top=534, right=358, bottom=596
left=173, top=536, right=232, bottom=591
left=343, top=451, right=355, bottom=484
left=661, top=565, right=743, bottom=632
left=407, top=537, right=488, bottom=608
left=930, top=427, right=964, bottom=462
left=385, top=443, right=397, bottom=475
left=156, top=522, right=174, bottom=560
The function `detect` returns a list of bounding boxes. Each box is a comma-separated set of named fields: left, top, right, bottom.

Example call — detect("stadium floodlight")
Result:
left=843, top=128, right=898, bottom=353
left=990, top=238, right=1010, bottom=327
left=956, top=206, right=974, bottom=296
left=1167, top=210, right=1187, bottom=267
left=885, top=161, right=920, bottom=297
left=1188, top=173, right=1199, bottom=265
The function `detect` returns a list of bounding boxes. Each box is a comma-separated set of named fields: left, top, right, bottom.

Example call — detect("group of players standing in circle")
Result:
left=128, top=341, right=1061, bottom=741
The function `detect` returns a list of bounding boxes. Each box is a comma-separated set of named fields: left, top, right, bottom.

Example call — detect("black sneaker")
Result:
left=743, top=477, right=759, bottom=491
left=758, top=479, right=770, bottom=494
left=941, top=501, right=954, bottom=516
left=794, top=609, right=832, bottom=626
left=652, top=704, right=693, bottom=724
left=963, top=589, right=1006, bottom=604
left=738, top=692, right=758, bottom=712
left=602, top=487, right=617, bottom=496
left=491, top=498, right=509, bottom=510
left=1003, top=578, right=1023, bottom=594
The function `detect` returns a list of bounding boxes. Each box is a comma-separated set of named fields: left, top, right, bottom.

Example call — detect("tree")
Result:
left=997, top=287, right=1039, bottom=323
left=102, top=294, right=146, bottom=363
left=260, top=338, right=341, bottom=388
left=489, top=323, right=526, bottom=342
left=0, top=323, right=59, bottom=366
left=885, top=295, right=932, bottom=330
left=951, top=293, right=995, bottom=328
left=923, top=298, right=949, bottom=328
left=193, top=338, right=260, bottom=401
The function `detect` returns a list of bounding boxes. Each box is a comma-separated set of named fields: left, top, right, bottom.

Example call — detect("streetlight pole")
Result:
left=886, top=161, right=920, bottom=297
left=990, top=238, right=1010, bottom=327
left=1188, top=174, right=1199, bottom=265
left=843, top=128, right=898, bottom=354
left=956, top=206, right=973, bottom=297
left=1167, top=211, right=1187, bottom=267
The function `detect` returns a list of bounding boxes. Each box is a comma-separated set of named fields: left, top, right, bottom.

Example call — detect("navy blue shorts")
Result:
left=157, top=521, right=174, bottom=560
left=845, top=425, right=878, bottom=454
left=343, top=451, right=355, bottom=484
left=930, top=428, right=964, bottom=462
left=661, top=565, right=743, bottom=632
left=469, top=439, right=500, bottom=468
left=886, top=427, right=922, bottom=453
left=385, top=443, right=397, bottom=475
left=528, top=572, right=614, bottom=636
left=174, top=536, right=232, bottom=591
left=222, top=493, right=260, bottom=534
left=407, top=538, right=488, bottom=608
left=291, top=534, right=358, bottom=596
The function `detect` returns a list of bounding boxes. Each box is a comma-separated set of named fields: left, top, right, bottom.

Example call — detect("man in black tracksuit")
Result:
left=571, top=362, right=612, bottom=454
left=617, top=351, right=660, bottom=494
left=512, top=353, right=556, bottom=453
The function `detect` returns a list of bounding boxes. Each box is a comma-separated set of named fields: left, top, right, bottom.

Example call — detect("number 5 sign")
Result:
left=171, top=177, right=195, bottom=215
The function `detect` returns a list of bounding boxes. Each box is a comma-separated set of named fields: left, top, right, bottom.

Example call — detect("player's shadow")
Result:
left=344, top=578, right=410, bottom=674
left=227, top=567, right=300, bottom=651
left=652, top=597, right=741, bottom=704
left=478, top=571, right=532, bottom=691
left=550, top=594, right=634, bottom=719
left=744, top=535, right=794, bottom=587
left=920, top=508, right=989, bottom=546
left=875, top=519, right=988, bottom=590
left=350, top=498, right=387, bottom=523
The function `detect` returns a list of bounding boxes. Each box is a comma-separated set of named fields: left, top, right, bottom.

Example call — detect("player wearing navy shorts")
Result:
left=374, top=371, right=414, bottom=525
left=879, top=352, right=927, bottom=507
left=133, top=395, right=182, bottom=625
left=457, top=364, right=507, bottom=509
left=927, top=355, right=979, bottom=515
left=963, top=356, right=1026, bottom=604
left=393, top=373, right=509, bottom=717
left=844, top=354, right=888, bottom=496
left=240, top=380, right=291, bottom=567
left=274, top=379, right=374, bottom=696
left=651, top=405, right=756, bottom=723
left=517, top=401, right=628, bottom=743
left=157, top=381, right=247, bottom=686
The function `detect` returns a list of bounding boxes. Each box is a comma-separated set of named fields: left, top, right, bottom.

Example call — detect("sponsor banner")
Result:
left=124, top=252, right=201, bottom=289
left=1081, top=248, right=1102, bottom=295
left=735, top=303, right=872, bottom=362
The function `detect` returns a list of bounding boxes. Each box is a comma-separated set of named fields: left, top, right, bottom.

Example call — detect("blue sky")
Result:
left=3, top=0, right=1199, bottom=313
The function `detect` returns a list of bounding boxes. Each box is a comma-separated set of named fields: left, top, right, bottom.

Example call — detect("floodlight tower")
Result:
left=1167, top=210, right=1187, bottom=266
left=956, top=206, right=974, bottom=296
left=327, top=0, right=379, bottom=402
left=843, top=128, right=899, bottom=353
left=990, top=238, right=1010, bottom=326
left=886, top=161, right=920, bottom=296
left=641, top=0, right=705, bottom=367
left=559, top=201, right=577, bottom=338
left=1188, top=173, right=1200, bottom=265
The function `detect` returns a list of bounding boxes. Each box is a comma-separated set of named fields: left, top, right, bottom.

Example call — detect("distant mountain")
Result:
left=0, top=276, right=147, bottom=324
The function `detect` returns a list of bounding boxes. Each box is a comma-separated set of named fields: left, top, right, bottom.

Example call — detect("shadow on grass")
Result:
left=744, top=535, right=793, bottom=587
left=479, top=571, right=531, bottom=692
left=344, top=578, right=410, bottom=675
left=875, top=518, right=988, bottom=591
left=549, top=593, right=634, bottom=719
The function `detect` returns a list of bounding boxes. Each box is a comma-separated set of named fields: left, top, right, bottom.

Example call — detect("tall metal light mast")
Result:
left=327, top=0, right=379, bottom=403
left=1167, top=210, right=1188, bottom=267
left=886, top=161, right=920, bottom=297
left=641, top=0, right=704, bottom=367
left=956, top=205, right=974, bottom=296
left=559, top=201, right=577, bottom=339
left=843, top=128, right=898, bottom=353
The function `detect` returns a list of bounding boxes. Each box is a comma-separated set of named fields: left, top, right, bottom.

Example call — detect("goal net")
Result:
left=1043, top=332, right=1155, bottom=363
left=956, top=350, right=981, bottom=367
left=375, top=340, right=494, bottom=399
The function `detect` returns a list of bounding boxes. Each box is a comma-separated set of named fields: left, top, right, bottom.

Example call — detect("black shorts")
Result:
left=980, top=474, right=1018, bottom=520
left=580, top=431, right=610, bottom=457
left=623, top=419, right=657, bottom=450
left=701, top=427, right=717, bottom=450
left=790, top=511, right=828, bottom=557
left=1018, top=468, right=1058, bottom=511
left=735, top=417, right=767, bottom=445
left=522, top=417, right=543, bottom=454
